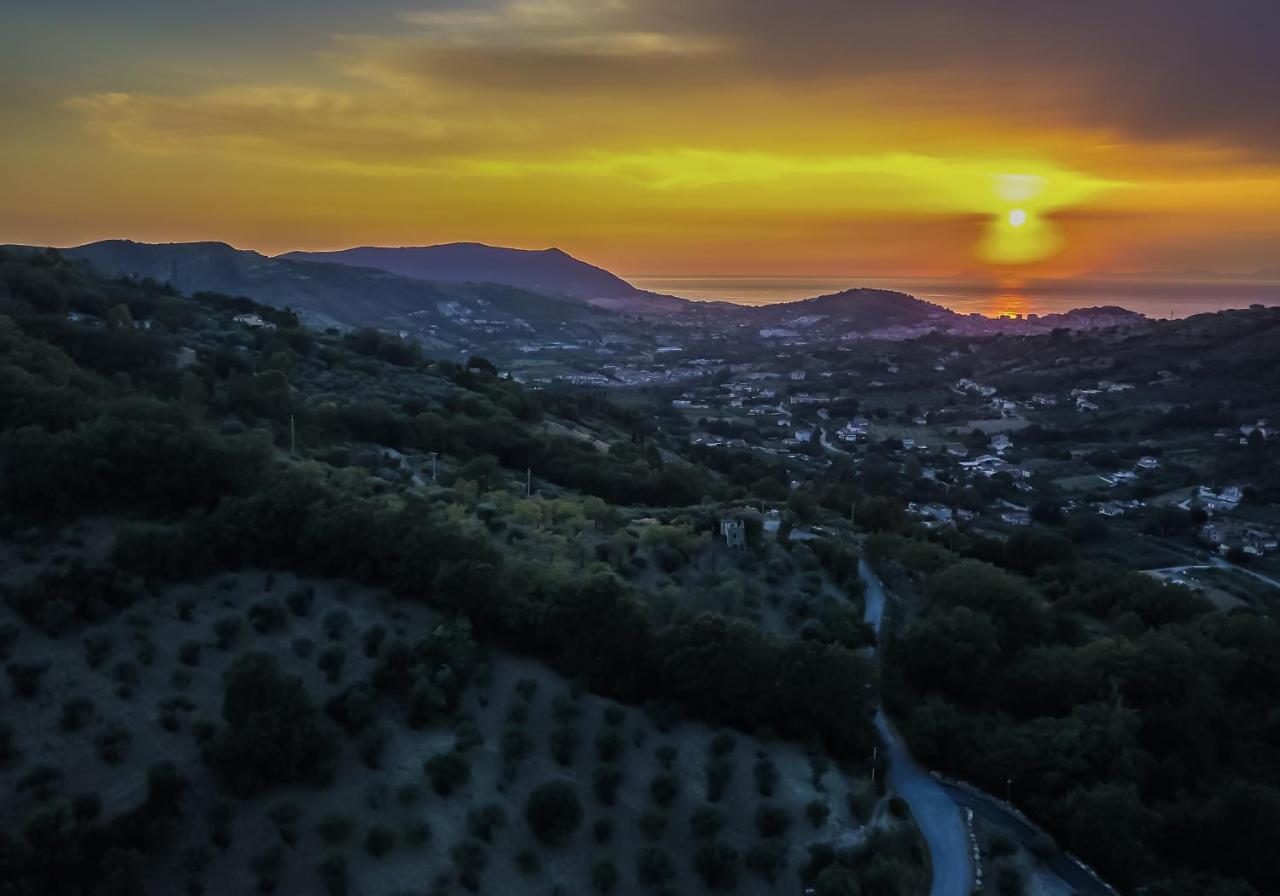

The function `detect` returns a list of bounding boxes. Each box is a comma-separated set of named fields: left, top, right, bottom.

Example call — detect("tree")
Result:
left=212, top=652, right=334, bottom=795
left=423, top=750, right=471, bottom=796
left=635, top=846, right=675, bottom=889
left=694, top=841, right=740, bottom=890
left=524, top=780, right=583, bottom=845
left=814, top=864, right=862, bottom=896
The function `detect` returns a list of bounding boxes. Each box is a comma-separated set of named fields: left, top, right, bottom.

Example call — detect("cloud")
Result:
left=64, top=85, right=539, bottom=174
left=371, top=0, right=1280, bottom=156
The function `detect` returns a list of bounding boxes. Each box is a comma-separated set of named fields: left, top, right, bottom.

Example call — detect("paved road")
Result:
left=860, top=561, right=973, bottom=896
left=941, top=785, right=1114, bottom=896
left=860, top=560, right=1116, bottom=896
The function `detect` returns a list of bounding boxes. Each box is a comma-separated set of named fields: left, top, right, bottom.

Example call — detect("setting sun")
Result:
left=1008, top=209, right=1027, bottom=228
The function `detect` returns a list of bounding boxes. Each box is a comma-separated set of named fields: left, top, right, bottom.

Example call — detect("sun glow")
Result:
left=1008, top=208, right=1027, bottom=227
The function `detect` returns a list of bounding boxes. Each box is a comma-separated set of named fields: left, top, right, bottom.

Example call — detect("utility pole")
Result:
left=430, top=452, right=438, bottom=482
left=526, top=468, right=532, bottom=497
left=289, top=414, right=295, bottom=455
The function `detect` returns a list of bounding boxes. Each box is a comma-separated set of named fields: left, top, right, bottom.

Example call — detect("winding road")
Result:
left=859, top=559, right=1116, bottom=896
left=860, top=560, right=973, bottom=896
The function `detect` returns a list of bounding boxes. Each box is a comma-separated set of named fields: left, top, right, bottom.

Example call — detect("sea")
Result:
left=628, top=275, right=1280, bottom=319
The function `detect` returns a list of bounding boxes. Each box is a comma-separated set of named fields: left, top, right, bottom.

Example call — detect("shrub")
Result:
left=506, top=703, right=530, bottom=725
left=755, top=805, right=793, bottom=838
left=753, top=757, right=778, bottom=797
left=639, top=811, right=666, bottom=841
left=745, top=842, right=786, bottom=882
left=362, top=624, right=387, bottom=658
left=451, top=840, right=488, bottom=893
left=212, top=651, right=334, bottom=795
left=424, top=750, right=471, bottom=796
left=318, top=855, right=348, bottom=896
left=550, top=724, right=580, bottom=766
left=291, top=637, right=314, bottom=658
left=0, top=622, right=18, bottom=662
left=591, top=859, right=620, bottom=894
left=18, top=764, right=64, bottom=801
left=358, top=725, right=389, bottom=770
left=595, top=729, right=625, bottom=762
left=635, top=846, right=675, bottom=889
left=317, top=813, right=355, bottom=845
left=214, top=616, right=242, bottom=650
left=694, top=841, right=740, bottom=890
left=136, top=640, right=157, bottom=667
left=248, top=600, right=287, bottom=634
left=649, top=772, right=680, bottom=807
left=500, top=725, right=533, bottom=781
left=208, top=801, right=235, bottom=850
left=83, top=633, right=113, bottom=668
left=112, top=660, right=140, bottom=697
left=268, top=801, right=300, bottom=846
left=250, top=844, right=284, bottom=893
left=147, top=760, right=186, bottom=813
left=72, top=791, right=102, bottom=823
left=59, top=696, right=96, bottom=732
left=706, top=757, right=733, bottom=802
left=95, top=724, right=131, bottom=764
left=807, top=799, right=831, bottom=828
left=814, top=865, right=861, bottom=896
left=7, top=660, right=48, bottom=698
left=515, top=678, right=538, bottom=702
left=516, top=848, right=540, bottom=875
left=691, top=805, right=726, bottom=840
left=179, top=639, right=202, bottom=667
left=709, top=732, right=737, bottom=758
left=317, top=646, right=346, bottom=684
left=403, top=819, right=431, bottom=848
left=453, top=716, right=483, bottom=751
left=655, top=744, right=678, bottom=770
left=0, top=721, right=17, bottom=766
left=286, top=586, right=314, bottom=617
left=524, top=780, right=583, bottom=846
left=322, top=609, right=352, bottom=641
left=593, top=817, right=615, bottom=844
left=408, top=680, right=445, bottom=728
left=364, top=824, right=396, bottom=857
left=592, top=763, right=623, bottom=805
left=467, top=804, right=506, bottom=843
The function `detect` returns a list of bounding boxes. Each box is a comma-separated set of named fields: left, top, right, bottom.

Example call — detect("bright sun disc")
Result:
left=1008, top=208, right=1027, bottom=227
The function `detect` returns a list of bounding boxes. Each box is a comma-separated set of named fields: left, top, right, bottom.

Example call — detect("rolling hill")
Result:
left=7, top=239, right=649, bottom=358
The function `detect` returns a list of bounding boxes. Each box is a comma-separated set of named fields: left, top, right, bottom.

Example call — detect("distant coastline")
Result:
left=630, top=274, right=1280, bottom=319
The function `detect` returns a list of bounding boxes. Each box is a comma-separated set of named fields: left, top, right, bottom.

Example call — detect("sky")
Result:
left=3, top=1, right=1280, bottom=279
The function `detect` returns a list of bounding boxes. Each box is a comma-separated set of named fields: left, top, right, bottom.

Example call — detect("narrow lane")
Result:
left=859, top=559, right=1116, bottom=896
left=860, top=560, right=973, bottom=896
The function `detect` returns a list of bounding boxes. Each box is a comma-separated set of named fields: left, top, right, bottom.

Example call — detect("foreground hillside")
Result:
left=0, top=249, right=915, bottom=895
left=3, top=248, right=1278, bottom=896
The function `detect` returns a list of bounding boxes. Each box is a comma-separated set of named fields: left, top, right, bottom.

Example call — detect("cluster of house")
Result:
left=905, top=502, right=976, bottom=529
left=1096, top=499, right=1145, bottom=517
left=954, top=377, right=998, bottom=398
left=1176, top=485, right=1245, bottom=514
left=1199, top=520, right=1278, bottom=557
left=232, top=312, right=272, bottom=329
left=835, top=417, right=873, bottom=443
left=1216, top=419, right=1270, bottom=446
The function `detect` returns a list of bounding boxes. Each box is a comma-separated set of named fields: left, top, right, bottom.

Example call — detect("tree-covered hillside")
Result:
left=0, top=249, right=895, bottom=895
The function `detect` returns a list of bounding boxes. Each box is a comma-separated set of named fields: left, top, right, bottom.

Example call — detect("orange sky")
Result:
left=3, top=1, right=1279, bottom=278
